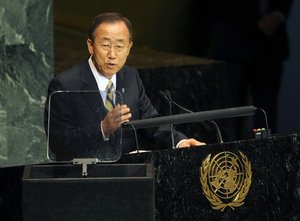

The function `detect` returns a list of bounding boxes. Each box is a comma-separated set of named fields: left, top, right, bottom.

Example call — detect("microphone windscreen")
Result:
left=164, top=89, right=172, bottom=98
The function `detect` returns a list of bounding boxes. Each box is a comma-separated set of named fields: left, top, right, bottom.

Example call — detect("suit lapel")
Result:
left=79, top=61, right=107, bottom=120
left=78, top=61, right=127, bottom=121
left=116, top=68, right=126, bottom=106
left=115, top=69, right=126, bottom=154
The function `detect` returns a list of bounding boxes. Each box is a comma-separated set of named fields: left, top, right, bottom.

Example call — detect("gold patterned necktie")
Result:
left=105, top=80, right=114, bottom=111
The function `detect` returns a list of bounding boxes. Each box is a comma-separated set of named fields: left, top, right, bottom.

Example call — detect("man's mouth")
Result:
left=106, top=63, right=116, bottom=69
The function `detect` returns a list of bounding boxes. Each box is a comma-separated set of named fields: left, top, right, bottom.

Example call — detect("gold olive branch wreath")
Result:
left=200, top=151, right=252, bottom=211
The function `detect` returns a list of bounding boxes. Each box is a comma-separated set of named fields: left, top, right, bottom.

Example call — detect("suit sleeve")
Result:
left=135, top=73, right=187, bottom=149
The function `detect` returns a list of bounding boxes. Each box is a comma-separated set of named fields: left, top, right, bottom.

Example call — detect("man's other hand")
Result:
left=178, top=138, right=206, bottom=148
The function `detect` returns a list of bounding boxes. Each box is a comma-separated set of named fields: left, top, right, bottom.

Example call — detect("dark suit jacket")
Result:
left=44, top=60, right=186, bottom=161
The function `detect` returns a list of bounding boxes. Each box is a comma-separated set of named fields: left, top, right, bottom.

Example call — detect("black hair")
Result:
left=88, top=12, right=133, bottom=42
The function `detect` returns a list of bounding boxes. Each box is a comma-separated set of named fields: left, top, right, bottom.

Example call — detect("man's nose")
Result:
left=107, top=46, right=117, bottom=59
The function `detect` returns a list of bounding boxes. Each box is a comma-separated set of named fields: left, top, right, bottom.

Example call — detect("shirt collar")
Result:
left=88, top=56, right=116, bottom=92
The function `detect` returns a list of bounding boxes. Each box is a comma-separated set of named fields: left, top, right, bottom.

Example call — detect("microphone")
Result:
left=120, top=87, right=141, bottom=154
left=255, top=108, right=271, bottom=138
left=160, top=90, right=192, bottom=113
left=159, top=91, right=176, bottom=148
left=124, top=123, right=140, bottom=154
left=159, top=90, right=224, bottom=143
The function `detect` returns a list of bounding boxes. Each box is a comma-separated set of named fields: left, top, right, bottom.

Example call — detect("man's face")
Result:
left=87, top=21, right=133, bottom=78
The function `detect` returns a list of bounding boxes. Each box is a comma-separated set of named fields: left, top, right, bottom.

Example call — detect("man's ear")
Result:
left=86, top=39, right=94, bottom=55
left=127, top=41, right=133, bottom=55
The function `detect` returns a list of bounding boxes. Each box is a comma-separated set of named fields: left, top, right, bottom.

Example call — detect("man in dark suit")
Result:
left=45, top=12, right=204, bottom=161
left=207, top=0, right=292, bottom=139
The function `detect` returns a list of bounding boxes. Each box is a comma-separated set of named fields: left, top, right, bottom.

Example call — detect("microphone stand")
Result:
left=167, top=96, right=176, bottom=148
left=160, top=90, right=224, bottom=144
left=125, top=124, right=140, bottom=154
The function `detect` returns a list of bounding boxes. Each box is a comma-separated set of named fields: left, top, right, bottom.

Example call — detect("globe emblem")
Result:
left=208, top=151, right=245, bottom=200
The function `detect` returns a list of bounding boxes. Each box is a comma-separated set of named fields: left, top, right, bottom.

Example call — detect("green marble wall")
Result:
left=0, top=0, right=53, bottom=167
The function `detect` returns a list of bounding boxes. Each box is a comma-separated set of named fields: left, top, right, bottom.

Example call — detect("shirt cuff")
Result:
left=175, top=139, right=187, bottom=149
left=100, top=121, right=109, bottom=141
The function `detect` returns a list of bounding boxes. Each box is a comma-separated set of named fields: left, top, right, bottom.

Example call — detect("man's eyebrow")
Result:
left=115, top=39, right=126, bottom=43
left=101, top=37, right=111, bottom=41
left=100, top=37, right=127, bottom=42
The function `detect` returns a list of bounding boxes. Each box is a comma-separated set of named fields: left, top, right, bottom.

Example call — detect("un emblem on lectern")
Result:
left=200, top=151, right=252, bottom=211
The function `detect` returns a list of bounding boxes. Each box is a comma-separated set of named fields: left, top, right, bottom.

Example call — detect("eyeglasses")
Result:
left=92, top=41, right=130, bottom=53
